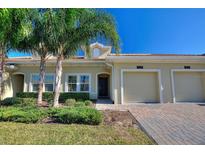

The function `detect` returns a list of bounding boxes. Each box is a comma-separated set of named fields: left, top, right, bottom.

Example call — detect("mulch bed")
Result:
left=37, top=102, right=65, bottom=108
left=38, top=102, right=138, bottom=128
left=40, top=110, right=139, bottom=127
left=102, top=110, right=138, bottom=128
left=37, top=101, right=49, bottom=107
left=41, top=117, right=56, bottom=124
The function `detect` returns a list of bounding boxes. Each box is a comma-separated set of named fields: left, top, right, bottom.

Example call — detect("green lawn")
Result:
left=0, top=122, right=154, bottom=145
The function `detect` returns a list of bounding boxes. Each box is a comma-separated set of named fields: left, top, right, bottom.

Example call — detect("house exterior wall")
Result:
left=113, top=63, right=205, bottom=104
left=5, top=64, right=111, bottom=100
left=1, top=72, right=13, bottom=99
left=3, top=59, right=205, bottom=104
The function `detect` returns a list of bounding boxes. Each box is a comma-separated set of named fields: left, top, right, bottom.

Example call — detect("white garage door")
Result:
left=174, top=72, right=205, bottom=103
left=123, top=72, right=159, bottom=103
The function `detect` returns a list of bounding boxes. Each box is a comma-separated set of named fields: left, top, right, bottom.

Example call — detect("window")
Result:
left=31, top=74, right=54, bottom=92
left=66, top=74, right=90, bottom=92
left=80, top=75, right=89, bottom=92
left=93, top=48, right=101, bottom=58
left=31, top=74, right=39, bottom=92
left=32, top=84, right=39, bottom=92
left=68, top=75, right=77, bottom=92
left=45, top=75, right=54, bottom=91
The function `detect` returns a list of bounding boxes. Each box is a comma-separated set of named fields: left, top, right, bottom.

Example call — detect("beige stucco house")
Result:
left=2, top=42, right=205, bottom=104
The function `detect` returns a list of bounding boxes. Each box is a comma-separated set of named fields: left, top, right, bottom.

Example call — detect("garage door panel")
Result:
left=123, top=72, right=159, bottom=103
left=174, top=72, right=205, bottom=102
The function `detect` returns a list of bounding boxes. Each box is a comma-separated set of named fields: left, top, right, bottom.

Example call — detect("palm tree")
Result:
left=16, top=9, right=55, bottom=105
left=0, top=9, right=30, bottom=100
left=47, top=9, right=120, bottom=107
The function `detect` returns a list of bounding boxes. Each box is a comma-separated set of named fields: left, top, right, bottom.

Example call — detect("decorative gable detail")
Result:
left=89, top=42, right=112, bottom=59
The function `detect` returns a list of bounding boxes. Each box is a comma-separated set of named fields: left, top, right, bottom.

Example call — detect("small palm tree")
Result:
left=47, top=9, right=120, bottom=107
left=16, top=9, right=55, bottom=105
left=0, top=9, right=30, bottom=99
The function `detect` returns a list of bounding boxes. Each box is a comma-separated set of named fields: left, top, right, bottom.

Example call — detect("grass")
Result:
left=0, top=122, right=155, bottom=145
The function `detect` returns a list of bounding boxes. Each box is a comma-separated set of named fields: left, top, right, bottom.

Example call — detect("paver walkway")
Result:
left=96, top=103, right=205, bottom=145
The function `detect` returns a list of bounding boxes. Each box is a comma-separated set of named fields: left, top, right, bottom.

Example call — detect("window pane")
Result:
left=80, top=84, right=89, bottom=92
left=45, top=84, right=53, bottom=92
left=32, top=84, right=39, bottom=92
left=93, top=48, right=101, bottom=57
left=32, top=75, right=39, bottom=82
left=68, top=84, right=77, bottom=91
left=45, top=75, right=54, bottom=83
left=80, top=75, right=89, bottom=83
left=68, top=76, right=77, bottom=83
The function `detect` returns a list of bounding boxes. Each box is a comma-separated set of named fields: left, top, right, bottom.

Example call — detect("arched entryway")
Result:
left=12, top=73, right=24, bottom=97
left=97, top=73, right=110, bottom=99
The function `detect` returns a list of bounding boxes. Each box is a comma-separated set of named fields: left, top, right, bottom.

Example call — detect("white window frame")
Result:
left=66, top=74, right=78, bottom=92
left=29, top=73, right=55, bottom=92
left=44, top=74, right=55, bottom=92
left=65, top=73, right=91, bottom=93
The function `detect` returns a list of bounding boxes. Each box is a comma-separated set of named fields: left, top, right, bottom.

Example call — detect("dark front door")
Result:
left=98, top=75, right=109, bottom=98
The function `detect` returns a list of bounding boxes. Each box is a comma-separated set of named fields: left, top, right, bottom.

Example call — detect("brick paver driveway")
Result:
left=96, top=103, right=205, bottom=145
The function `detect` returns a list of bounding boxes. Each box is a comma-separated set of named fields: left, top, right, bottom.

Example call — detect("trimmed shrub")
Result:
left=47, top=107, right=60, bottom=116
left=16, top=92, right=89, bottom=103
left=59, top=93, right=89, bottom=102
left=15, top=98, right=37, bottom=107
left=42, top=92, right=53, bottom=103
left=16, top=92, right=53, bottom=103
left=0, top=97, right=36, bottom=107
left=52, top=107, right=102, bottom=125
left=16, top=92, right=37, bottom=98
left=65, top=99, right=76, bottom=106
left=0, top=97, right=21, bottom=106
left=74, top=102, right=86, bottom=107
left=0, top=107, right=48, bottom=123
left=84, top=100, right=92, bottom=106
left=64, top=99, right=92, bottom=107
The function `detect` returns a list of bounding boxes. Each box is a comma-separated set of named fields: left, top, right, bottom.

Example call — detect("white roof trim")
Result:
left=8, top=56, right=32, bottom=59
left=106, top=55, right=205, bottom=63
left=90, top=42, right=112, bottom=49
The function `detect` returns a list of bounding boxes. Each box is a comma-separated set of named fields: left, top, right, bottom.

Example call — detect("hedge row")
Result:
left=0, top=107, right=102, bottom=125
left=50, top=107, right=102, bottom=125
left=0, top=107, right=48, bottom=123
left=0, top=97, right=36, bottom=107
left=16, top=92, right=89, bottom=103
left=64, top=99, right=92, bottom=107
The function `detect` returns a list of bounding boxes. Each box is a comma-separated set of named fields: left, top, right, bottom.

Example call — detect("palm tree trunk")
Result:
left=0, top=46, right=3, bottom=100
left=53, top=54, right=63, bottom=107
left=0, top=44, right=5, bottom=100
left=37, top=55, right=46, bottom=105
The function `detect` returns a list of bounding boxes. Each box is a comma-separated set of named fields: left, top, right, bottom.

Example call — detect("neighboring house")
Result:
left=2, top=42, right=205, bottom=104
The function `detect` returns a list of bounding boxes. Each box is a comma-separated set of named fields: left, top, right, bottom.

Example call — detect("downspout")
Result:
left=105, top=62, right=115, bottom=103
